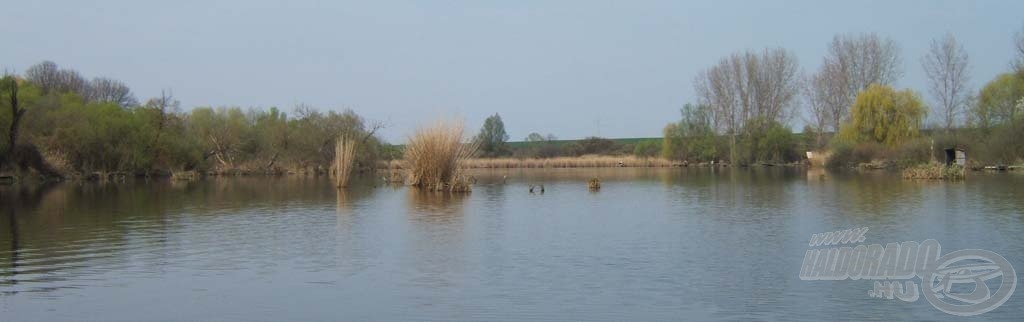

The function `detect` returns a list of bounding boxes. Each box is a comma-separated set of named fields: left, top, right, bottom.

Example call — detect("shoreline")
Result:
left=5, top=158, right=1022, bottom=186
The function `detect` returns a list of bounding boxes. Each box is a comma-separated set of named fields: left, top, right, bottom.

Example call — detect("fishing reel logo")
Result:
left=799, top=228, right=1016, bottom=317
left=922, top=249, right=1016, bottom=316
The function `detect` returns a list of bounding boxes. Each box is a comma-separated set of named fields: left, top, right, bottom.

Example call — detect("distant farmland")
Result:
left=506, top=137, right=662, bottom=149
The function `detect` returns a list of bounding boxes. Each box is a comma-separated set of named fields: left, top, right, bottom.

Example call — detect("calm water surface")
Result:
left=1, top=168, right=1023, bottom=321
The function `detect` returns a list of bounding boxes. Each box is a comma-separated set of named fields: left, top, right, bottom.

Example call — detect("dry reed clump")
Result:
left=588, top=177, right=601, bottom=190
left=404, top=121, right=477, bottom=192
left=334, top=135, right=358, bottom=188
left=902, top=163, right=965, bottom=180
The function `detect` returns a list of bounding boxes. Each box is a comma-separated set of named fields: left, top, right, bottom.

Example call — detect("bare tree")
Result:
left=56, top=69, right=87, bottom=94
left=26, top=61, right=135, bottom=105
left=86, top=77, right=139, bottom=107
left=758, top=48, right=802, bottom=123
left=695, top=48, right=801, bottom=163
left=804, top=73, right=833, bottom=146
left=829, top=33, right=903, bottom=90
left=695, top=59, right=738, bottom=162
left=811, top=33, right=903, bottom=131
left=922, top=33, right=971, bottom=131
left=24, top=61, right=60, bottom=94
left=1015, top=25, right=1024, bottom=72
left=2, top=75, right=24, bottom=155
left=809, top=63, right=847, bottom=132
left=24, top=61, right=88, bottom=95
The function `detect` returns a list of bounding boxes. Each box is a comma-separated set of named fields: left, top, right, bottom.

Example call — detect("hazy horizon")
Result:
left=3, top=0, right=1023, bottom=142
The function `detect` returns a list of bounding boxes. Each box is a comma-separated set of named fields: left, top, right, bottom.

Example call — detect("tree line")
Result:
left=1, top=61, right=389, bottom=179
left=471, top=113, right=661, bottom=159
left=664, top=29, right=1024, bottom=167
left=5, top=29, right=1024, bottom=178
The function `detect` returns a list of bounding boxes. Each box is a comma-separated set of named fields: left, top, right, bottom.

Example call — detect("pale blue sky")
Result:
left=2, top=0, right=1022, bottom=142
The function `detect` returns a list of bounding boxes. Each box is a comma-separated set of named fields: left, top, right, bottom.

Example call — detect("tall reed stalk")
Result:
left=334, top=135, right=358, bottom=188
left=404, top=120, right=477, bottom=192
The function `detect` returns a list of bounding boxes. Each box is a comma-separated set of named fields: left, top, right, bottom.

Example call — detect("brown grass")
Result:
left=404, top=120, right=477, bottom=192
left=381, top=155, right=676, bottom=169
left=334, top=135, right=358, bottom=188
left=465, top=155, right=675, bottom=168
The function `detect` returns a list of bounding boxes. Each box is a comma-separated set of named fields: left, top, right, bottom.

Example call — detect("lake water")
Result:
left=1, top=168, right=1022, bottom=321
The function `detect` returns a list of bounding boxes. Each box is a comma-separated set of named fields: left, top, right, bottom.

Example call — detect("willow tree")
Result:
left=839, top=84, right=927, bottom=148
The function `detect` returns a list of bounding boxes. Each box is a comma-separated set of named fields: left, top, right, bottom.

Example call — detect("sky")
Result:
left=2, top=0, right=1023, bottom=142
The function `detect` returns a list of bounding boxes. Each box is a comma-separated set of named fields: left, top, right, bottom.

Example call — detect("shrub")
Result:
left=983, top=119, right=1024, bottom=164
left=890, top=138, right=932, bottom=168
left=851, top=141, right=885, bottom=164
left=564, top=137, right=620, bottom=156
left=825, top=142, right=855, bottom=169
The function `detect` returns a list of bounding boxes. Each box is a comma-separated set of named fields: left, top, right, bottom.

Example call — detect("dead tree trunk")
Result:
left=4, top=77, right=25, bottom=157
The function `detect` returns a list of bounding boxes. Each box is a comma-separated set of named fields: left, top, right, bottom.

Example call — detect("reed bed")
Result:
left=404, top=121, right=477, bottom=192
left=464, top=155, right=674, bottom=168
left=380, top=155, right=676, bottom=169
left=902, top=163, right=965, bottom=180
left=334, top=135, right=358, bottom=188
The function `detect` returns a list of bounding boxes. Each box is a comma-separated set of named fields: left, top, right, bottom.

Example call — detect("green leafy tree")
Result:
left=740, top=117, right=797, bottom=163
left=971, top=73, right=1024, bottom=130
left=758, top=122, right=795, bottom=162
left=838, top=84, right=927, bottom=148
left=138, top=91, right=179, bottom=170
left=662, top=123, right=681, bottom=160
left=474, top=113, right=510, bottom=157
left=253, top=106, right=289, bottom=168
left=663, top=103, right=718, bottom=161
